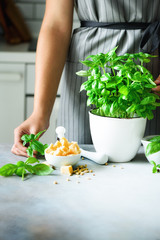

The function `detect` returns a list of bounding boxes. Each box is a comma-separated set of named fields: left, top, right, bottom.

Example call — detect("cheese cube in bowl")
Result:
left=45, top=137, right=81, bottom=168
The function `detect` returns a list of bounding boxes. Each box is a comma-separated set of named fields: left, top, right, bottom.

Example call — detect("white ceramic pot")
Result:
left=141, top=135, right=160, bottom=165
left=89, top=111, right=147, bottom=162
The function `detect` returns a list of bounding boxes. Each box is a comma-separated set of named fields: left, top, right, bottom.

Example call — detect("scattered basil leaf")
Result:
left=25, top=157, right=39, bottom=165
left=152, top=166, right=157, bottom=173
left=24, top=164, right=34, bottom=174
left=0, top=164, right=18, bottom=176
left=150, top=161, right=160, bottom=174
left=150, top=161, right=156, bottom=166
left=16, top=161, right=25, bottom=167
left=32, top=164, right=53, bottom=176
left=15, top=167, right=26, bottom=177
left=0, top=158, right=53, bottom=180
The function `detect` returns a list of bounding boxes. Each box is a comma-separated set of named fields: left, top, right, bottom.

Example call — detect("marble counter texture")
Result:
left=0, top=144, right=160, bottom=240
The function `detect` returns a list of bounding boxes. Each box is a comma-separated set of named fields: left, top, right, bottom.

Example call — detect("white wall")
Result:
left=14, top=0, right=80, bottom=38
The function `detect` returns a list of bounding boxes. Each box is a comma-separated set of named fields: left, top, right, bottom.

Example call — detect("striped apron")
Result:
left=57, top=0, right=160, bottom=144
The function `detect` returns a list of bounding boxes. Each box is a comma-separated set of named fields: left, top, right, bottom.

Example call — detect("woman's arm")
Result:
left=11, top=0, right=74, bottom=156
left=34, top=0, right=74, bottom=120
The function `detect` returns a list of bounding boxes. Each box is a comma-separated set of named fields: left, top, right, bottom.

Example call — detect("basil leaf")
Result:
left=126, top=104, right=136, bottom=113
left=21, top=134, right=30, bottom=142
left=26, top=146, right=33, bottom=157
left=44, top=144, right=49, bottom=150
left=152, top=102, right=160, bottom=107
left=80, top=60, right=95, bottom=67
left=16, top=161, right=25, bottom=167
left=152, top=166, right=157, bottom=173
left=141, top=96, right=155, bottom=105
left=30, top=140, right=45, bottom=155
left=0, top=164, right=18, bottom=176
left=101, top=73, right=111, bottom=81
left=21, top=134, right=34, bottom=143
left=107, top=46, right=118, bottom=57
left=87, top=96, right=95, bottom=106
left=146, top=142, right=160, bottom=156
left=23, top=141, right=27, bottom=146
left=150, top=161, right=156, bottom=166
left=156, top=164, right=160, bottom=169
left=15, top=167, right=26, bottom=177
left=149, top=136, right=160, bottom=143
left=25, top=157, right=39, bottom=164
left=34, top=130, right=46, bottom=140
left=33, top=164, right=53, bottom=176
left=76, top=70, right=90, bottom=77
left=119, top=86, right=129, bottom=96
left=24, top=164, right=34, bottom=174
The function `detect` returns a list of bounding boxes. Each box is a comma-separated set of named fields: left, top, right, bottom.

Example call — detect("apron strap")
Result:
left=140, top=21, right=160, bottom=54
left=80, top=21, right=160, bottom=54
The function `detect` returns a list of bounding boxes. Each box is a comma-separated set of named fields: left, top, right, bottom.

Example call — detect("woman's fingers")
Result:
left=155, top=74, right=160, bottom=81
left=154, top=79, right=160, bottom=85
left=11, top=143, right=37, bottom=158
left=11, top=144, right=28, bottom=157
left=152, top=85, right=160, bottom=92
left=152, top=75, right=160, bottom=94
left=11, top=126, right=29, bottom=156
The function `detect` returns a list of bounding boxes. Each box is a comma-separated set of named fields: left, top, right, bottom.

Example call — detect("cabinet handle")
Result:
left=0, top=72, right=22, bottom=82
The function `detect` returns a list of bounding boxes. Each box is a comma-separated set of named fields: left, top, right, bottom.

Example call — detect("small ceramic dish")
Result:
left=45, top=150, right=81, bottom=168
left=141, top=135, right=160, bottom=165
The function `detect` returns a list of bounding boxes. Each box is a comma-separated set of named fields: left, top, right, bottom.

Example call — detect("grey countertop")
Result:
left=0, top=144, right=160, bottom=240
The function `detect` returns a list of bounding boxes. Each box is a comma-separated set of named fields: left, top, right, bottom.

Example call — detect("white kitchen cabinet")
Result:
left=0, top=63, right=25, bottom=143
left=26, top=64, right=35, bottom=94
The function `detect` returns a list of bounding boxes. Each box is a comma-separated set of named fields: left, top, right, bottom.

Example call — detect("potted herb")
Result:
left=76, top=47, right=160, bottom=162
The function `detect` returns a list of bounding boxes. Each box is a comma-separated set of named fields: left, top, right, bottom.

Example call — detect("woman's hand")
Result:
left=152, top=75, right=160, bottom=96
left=11, top=113, right=49, bottom=157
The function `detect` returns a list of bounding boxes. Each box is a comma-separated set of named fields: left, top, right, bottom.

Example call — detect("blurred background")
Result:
left=0, top=0, right=80, bottom=144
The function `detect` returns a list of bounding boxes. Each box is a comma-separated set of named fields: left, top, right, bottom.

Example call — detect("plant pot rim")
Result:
left=142, top=135, right=159, bottom=143
left=89, top=110, right=146, bottom=120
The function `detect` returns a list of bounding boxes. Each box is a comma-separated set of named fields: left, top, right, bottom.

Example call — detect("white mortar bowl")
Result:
left=141, top=135, right=160, bottom=165
left=89, top=111, right=147, bottom=163
left=45, top=150, right=81, bottom=168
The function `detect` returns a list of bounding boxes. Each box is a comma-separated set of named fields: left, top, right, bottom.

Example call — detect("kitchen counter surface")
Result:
left=0, top=144, right=160, bottom=240
left=0, top=39, right=36, bottom=63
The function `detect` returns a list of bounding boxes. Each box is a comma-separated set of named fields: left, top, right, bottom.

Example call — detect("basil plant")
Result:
left=76, top=46, right=160, bottom=119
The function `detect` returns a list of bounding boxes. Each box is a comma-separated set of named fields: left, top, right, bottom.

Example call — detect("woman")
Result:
left=12, top=0, right=160, bottom=157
